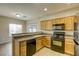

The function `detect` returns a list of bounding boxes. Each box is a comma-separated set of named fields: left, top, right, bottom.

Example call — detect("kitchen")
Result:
left=12, top=15, right=78, bottom=56
left=0, top=3, right=79, bottom=56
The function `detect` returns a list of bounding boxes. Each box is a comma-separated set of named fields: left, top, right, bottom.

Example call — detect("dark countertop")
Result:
left=12, top=32, right=52, bottom=42
left=12, top=32, right=75, bottom=42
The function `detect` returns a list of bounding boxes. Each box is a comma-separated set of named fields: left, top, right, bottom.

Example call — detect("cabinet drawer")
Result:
left=65, top=38, right=74, bottom=44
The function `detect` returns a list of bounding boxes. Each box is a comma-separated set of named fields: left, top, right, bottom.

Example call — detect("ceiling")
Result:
left=0, top=3, right=79, bottom=20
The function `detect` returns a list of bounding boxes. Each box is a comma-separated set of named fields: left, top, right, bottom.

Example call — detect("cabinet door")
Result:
left=45, top=20, right=53, bottom=30
left=40, top=21, right=46, bottom=30
left=36, top=37, right=43, bottom=51
left=13, top=39, right=20, bottom=56
left=19, top=41, right=27, bottom=56
left=65, top=43, right=74, bottom=55
left=65, top=38, right=75, bottom=55
left=65, top=17, right=75, bottom=31
left=44, top=36, right=51, bottom=48
left=40, top=20, right=52, bottom=30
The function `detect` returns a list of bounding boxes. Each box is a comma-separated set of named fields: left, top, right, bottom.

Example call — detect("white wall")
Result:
left=26, top=7, right=79, bottom=32
left=0, top=16, right=27, bottom=44
left=26, top=20, right=41, bottom=32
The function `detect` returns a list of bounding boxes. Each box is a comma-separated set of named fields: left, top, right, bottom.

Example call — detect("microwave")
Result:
left=53, top=24, right=64, bottom=30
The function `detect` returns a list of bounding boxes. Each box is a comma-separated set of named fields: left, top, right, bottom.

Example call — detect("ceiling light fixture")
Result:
left=44, top=8, right=47, bottom=11
left=16, top=14, right=20, bottom=17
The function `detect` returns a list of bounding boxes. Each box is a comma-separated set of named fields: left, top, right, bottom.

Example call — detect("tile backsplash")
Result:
left=41, top=30, right=74, bottom=36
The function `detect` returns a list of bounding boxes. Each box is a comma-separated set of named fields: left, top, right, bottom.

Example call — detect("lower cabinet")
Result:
left=36, top=36, right=51, bottom=51
left=15, top=36, right=75, bottom=56
left=13, top=39, right=20, bottom=56
left=19, top=41, right=27, bottom=56
left=44, top=36, right=51, bottom=48
left=19, top=39, right=36, bottom=56
left=65, top=37, right=75, bottom=55
left=18, top=36, right=52, bottom=56
left=36, top=37, right=44, bottom=51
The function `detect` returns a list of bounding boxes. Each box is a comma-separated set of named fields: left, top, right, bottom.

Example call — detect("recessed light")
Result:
left=44, top=8, right=47, bottom=11
left=16, top=14, right=20, bottom=17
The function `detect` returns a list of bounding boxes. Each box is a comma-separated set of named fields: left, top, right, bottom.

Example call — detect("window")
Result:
left=27, top=24, right=37, bottom=32
left=9, top=24, right=22, bottom=36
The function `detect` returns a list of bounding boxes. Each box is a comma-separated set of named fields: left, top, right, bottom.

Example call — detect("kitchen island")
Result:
left=12, top=32, right=52, bottom=56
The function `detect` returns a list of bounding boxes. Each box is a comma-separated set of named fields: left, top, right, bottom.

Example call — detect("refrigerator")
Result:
left=74, top=17, right=79, bottom=56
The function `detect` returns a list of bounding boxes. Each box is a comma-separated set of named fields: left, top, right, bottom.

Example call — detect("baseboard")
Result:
left=35, top=46, right=50, bottom=55
left=65, top=52, right=74, bottom=56
left=36, top=46, right=45, bottom=52
left=0, top=40, right=11, bottom=44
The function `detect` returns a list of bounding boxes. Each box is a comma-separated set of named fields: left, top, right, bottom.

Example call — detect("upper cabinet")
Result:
left=40, top=16, right=76, bottom=31
left=64, top=16, right=75, bottom=31
left=40, top=18, right=65, bottom=30
left=53, top=18, right=65, bottom=24
left=45, top=20, right=53, bottom=30
left=40, top=20, right=53, bottom=30
left=40, top=21, right=46, bottom=30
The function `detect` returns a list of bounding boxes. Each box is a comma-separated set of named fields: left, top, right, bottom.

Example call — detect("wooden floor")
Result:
left=0, top=42, right=69, bottom=56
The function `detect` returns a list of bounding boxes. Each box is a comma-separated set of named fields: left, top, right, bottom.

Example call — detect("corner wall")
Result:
left=0, top=16, right=27, bottom=44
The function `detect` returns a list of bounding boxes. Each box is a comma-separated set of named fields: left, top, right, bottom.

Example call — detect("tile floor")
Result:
left=33, top=47, right=69, bottom=56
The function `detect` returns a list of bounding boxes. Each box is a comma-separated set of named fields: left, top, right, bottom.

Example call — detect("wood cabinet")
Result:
left=40, top=20, right=52, bottom=30
left=52, top=16, right=75, bottom=31
left=40, top=16, right=76, bottom=31
left=43, top=36, right=51, bottom=48
left=36, top=36, right=51, bottom=51
left=45, top=20, right=53, bottom=30
left=12, top=39, right=20, bottom=56
left=64, top=16, right=75, bottom=31
left=53, top=18, right=65, bottom=24
left=65, top=37, right=75, bottom=55
left=13, top=36, right=52, bottom=56
left=40, top=21, right=46, bottom=30
left=19, top=41, right=27, bottom=56
left=36, top=37, right=44, bottom=51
